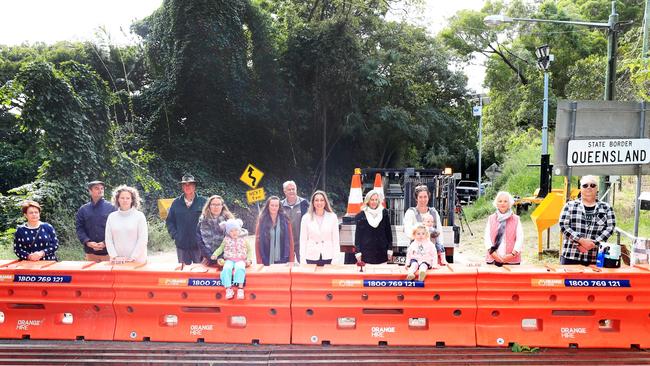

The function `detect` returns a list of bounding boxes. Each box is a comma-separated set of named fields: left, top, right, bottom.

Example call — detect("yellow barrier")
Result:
left=157, top=199, right=174, bottom=220
left=530, top=190, right=565, bottom=254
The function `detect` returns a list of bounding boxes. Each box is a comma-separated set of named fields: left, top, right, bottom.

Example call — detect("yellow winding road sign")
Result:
left=239, top=163, right=264, bottom=189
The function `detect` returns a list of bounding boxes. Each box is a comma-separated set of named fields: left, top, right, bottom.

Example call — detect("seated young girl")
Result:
left=405, top=224, right=437, bottom=281
left=421, top=213, right=447, bottom=266
left=211, top=219, right=253, bottom=300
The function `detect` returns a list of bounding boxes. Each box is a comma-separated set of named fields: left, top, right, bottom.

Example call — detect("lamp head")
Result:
left=484, top=14, right=513, bottom=26
left=535, top=45, right=553, bottom=71
left=535, top=44, right=550, bottom=59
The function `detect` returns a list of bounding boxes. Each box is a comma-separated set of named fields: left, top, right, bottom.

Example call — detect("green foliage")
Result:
left=0, top=111, right=44, bottom=193
left=511, top=342, right=539, bottom=353
left=464, top=131, right=548, bottom=221
left=148, top=217, right=175, bottom=253
left=12, top=60, right=112, bottom=189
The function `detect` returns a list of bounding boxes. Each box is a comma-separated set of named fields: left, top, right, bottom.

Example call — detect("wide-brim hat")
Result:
left=87, top=180, right=105, bottom=189
left=179, top=174, right=197, bottom=184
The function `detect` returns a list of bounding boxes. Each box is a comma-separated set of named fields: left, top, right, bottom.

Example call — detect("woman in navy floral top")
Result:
left=13, top=200, right=59, bottom=261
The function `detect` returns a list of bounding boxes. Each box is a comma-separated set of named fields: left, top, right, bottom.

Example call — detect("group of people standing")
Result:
left=14, top=181, right=148, bottom=265
left=481, top=174, right=616, bottom=267
left=12, top=173, right=617, bottom=276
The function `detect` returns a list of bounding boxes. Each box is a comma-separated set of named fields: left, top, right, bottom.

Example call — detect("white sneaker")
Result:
left=406, top=273, right=415, bottom=281
left=225, top=288, right=235, bottom=300
left=236, top=288, right=245, bottom=300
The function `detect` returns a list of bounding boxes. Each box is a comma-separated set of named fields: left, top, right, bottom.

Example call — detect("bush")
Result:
left=148, top=216, right=175, bottom=253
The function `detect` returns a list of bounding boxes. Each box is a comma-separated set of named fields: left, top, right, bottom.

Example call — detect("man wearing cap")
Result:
left=76, top=181, right=116, bottom=262
left=281, top=180, right=309, bottom=262
left=166, top=174, right=207, bottom=264
left=559, top=175, right=616, bottom=265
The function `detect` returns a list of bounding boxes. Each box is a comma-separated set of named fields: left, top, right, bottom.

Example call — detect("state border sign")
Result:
left=554, top=100, right=650, bottom=176
left=567, top=138, right=650, bottom=166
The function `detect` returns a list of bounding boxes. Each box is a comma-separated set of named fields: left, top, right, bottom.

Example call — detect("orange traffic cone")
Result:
left=345, top=168, right=363, bottom=217
left=373, top=173, right=386, bottom=207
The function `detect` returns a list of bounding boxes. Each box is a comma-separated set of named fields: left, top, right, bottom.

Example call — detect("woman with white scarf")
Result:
left=484, top=191, right=524, bottom=266
left=354, top=190, right=394, bottom=264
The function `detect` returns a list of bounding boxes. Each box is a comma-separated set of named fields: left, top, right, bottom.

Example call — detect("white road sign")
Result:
left=567, top=138, right=650, bottom=166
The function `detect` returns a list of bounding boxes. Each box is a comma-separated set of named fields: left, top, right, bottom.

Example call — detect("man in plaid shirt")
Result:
left=559, top=175, right=616, bottom=265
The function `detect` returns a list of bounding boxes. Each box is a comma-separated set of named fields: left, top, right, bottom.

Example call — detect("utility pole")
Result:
left=601, top=1, right=619, bottom=202
left=604, top=1, right=619, bottom=101
left=535, top=45, right=553, bottom=198
left=472, top=96, right=486, bottom=197
left=478, top=96, right=483, bottom=197
left=641, top=0, right=650, bottom=61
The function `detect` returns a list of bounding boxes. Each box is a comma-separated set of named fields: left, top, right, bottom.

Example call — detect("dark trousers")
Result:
left=177, top=246, right=202, bottom=265
left=560, top=256, right=591, bottom=266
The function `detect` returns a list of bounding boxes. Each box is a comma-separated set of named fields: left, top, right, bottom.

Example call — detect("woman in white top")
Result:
left=403, top=185, right=443, bottom=243
left=299, top=190, right=340, bottom=265
left=105, top=185, right=148, bottom=264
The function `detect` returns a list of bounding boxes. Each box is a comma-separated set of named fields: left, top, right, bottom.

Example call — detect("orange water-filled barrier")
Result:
left=476, top=264, right=650, bottom=348
left=290, top=264, right=477, bottom=346
left=2, top=259, right=650, bottom=348
left=0, top=260, right=115, bottom=341
left=112, top=262, right=291, bottom=344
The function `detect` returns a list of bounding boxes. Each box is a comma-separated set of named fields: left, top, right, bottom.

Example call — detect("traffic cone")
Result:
left=373, top=173, right=386, bottom=207
left=345, top=168, right=363, bottom=218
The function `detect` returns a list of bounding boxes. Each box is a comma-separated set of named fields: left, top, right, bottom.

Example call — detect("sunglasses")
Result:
left=581, top=183, right=597, bottom=189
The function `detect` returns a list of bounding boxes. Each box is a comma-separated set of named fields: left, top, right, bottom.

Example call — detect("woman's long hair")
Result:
left=201, top=195, right=234, bottom=220
left=258, top=196, right=288, bottom=234
left=306, top=190, right=334, bottom=219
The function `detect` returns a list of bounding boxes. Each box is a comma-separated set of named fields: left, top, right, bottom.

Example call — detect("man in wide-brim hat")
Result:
left=166, top=174, right=207, bottom=264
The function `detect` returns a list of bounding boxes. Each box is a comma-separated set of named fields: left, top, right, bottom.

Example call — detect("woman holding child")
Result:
left=403, top=184, right=446, bottom=266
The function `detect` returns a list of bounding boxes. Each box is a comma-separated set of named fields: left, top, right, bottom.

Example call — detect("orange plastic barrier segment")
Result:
left=291, top=264, right=477, bottom=346
left=112, top=263, right=291, bottom=344
left=0, top=260, right=20, bottom=268
left=0, top=261, right=115, bottom=341
left=476, top=265, right=650, bottom=348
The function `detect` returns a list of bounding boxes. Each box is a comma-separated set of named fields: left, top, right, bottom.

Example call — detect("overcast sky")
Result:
left=0, top=0, right=486, bottom=91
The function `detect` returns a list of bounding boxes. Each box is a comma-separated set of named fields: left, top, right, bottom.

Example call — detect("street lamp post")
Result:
left=535, top=44, right=553, bottom=198
left=472, top=95, right=488, bottom=198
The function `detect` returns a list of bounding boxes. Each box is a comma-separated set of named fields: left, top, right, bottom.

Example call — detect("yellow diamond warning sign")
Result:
left=239, top=164, right=264, bottom=189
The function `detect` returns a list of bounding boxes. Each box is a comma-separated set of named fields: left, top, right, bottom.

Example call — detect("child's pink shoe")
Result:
left=225, top=287, right=235, bottom=300
left=236, top=288, right=245, bottom=300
